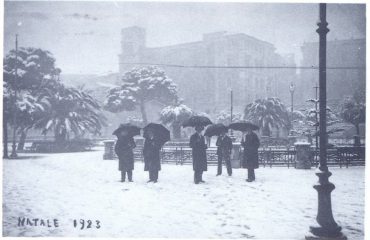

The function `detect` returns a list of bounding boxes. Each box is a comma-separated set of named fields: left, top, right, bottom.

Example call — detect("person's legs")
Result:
left=194, top=171, right=199, bottom=184
left=217, top=155, right=222, bottom=176
left=200, top=170, right=205, bottom=183
left=153, top=170, right=158, bottom=182
left=226, top=155, right=232, bottom=176
left=121, top=171, right=126, bottom=182
left=251, top=168, right=255, bottom=181
left=247, top=168, right=253, bottom=181
left=127, top=170, right=133, bottom=182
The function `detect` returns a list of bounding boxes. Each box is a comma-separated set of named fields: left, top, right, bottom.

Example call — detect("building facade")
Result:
left=119, top=26, right=297, bottom=115
left=298, top=38, right=366, bottom=106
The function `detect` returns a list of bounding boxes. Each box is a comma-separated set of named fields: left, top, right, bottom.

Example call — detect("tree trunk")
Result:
left=55, top=128, right=67, bottom=143
left=3, top=111, right=8, bottom=158
left=355, top=124, right=360, bottom=136
left=17, top=128, right=28, bottom=150
left=172, top=122, right=181, bottom=139
left=354, top=124, right=361, bottom=146
left=262, top=125, right=270, bottom=137
left=140, top=101, right=148, bottom=125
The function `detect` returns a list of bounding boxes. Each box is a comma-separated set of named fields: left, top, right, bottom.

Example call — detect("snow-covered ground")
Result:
left=3, top=147, right=365, bottom=239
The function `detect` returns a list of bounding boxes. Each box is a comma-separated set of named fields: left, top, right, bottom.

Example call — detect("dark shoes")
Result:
left=216, top=174, right=221, bottom=176
left=246, top=179, right=255, bottom=182
left=147, top=180, right=153, bottom=183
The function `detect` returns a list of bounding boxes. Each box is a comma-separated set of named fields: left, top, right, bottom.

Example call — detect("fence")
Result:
left=120, top=145, right=364, bottom=168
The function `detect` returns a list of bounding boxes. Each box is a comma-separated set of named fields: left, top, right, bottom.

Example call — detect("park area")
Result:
left=3, top=146, right=365, bottom=239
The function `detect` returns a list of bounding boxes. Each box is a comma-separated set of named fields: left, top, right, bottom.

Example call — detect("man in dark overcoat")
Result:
left=189, top=126, right=208, bottom=184
left=216, top=131, right=233, bottom=176
left=241, top=128, right=260, bottom=182
left=114, top=131, right=136, bottom=182
left=143, top=131, right=162, bottom=183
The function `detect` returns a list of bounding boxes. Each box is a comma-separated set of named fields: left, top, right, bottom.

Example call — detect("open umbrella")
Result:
left=204, top=123, right=228, bottom=137
left=228, top=121, right=259, bottom=131
left=143, top=123, right=171, bottom=146
left=112, top=123, right=141, bottom=137
left=182, top=115, right=213, bottom=128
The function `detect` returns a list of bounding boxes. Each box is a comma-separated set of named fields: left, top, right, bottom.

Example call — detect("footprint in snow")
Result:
left=241, top=233, right=255, bottom=238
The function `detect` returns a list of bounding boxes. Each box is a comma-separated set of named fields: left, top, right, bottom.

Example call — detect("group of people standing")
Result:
left=114, top=124, right=260, bottom=184
left=114, top=129, right=162, bottom=183
left=190, top=125, right=260, bottom=184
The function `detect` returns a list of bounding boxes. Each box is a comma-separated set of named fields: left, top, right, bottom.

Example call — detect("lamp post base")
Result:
left=305, top=232, right=347, bottom=240
left=308, top=170, right=345, bottom=239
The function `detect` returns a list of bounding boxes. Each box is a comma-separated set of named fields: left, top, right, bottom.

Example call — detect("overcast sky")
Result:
left=4, top=1, right=366, bottom=75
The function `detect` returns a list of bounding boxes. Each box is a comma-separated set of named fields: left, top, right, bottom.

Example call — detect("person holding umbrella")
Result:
left=205, top=123, right=232, bottom=176
left=143, top=123, right=170, bottom=183
left=241, top=127, right=260, bottom=182
left=113, top=124, right=140, bottom=182
left=216, top=129, right=233, bottom=176
left=189, top=126, right=208, bottom=184
left=229, top=122, right=260, bottom=182
left=183, top=115, right=212, bottom=184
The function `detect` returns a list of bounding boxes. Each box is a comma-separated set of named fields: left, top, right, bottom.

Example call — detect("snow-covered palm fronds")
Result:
left=216, top=111, right=242, bottom=125
left=340, top=96, right=365, bottom=136
left=35, top=83, right=105, bottom=140
left=160, top=104, right=193, bottom=125
left=160, top=103, right=193, bottom=139
left=244, top=98, right=291, bottom=136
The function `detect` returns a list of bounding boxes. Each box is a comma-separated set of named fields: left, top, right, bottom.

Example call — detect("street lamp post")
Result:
left=289, top=82, right=295, bottom=114
left=229, top=89, right=235, bottom=140
left=307, top=4, right=345, bottom=239
left=314, top=84, right=319, bottom=158
left=10, top=34, right=19, bottom=159
left=230, top=88, right=233, bottom=124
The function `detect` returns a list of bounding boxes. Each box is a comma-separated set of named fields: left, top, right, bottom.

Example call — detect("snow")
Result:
left=3, top=147, right=365, bottom=238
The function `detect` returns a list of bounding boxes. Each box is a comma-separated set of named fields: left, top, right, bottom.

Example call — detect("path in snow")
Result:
left=3, top=147, right=365, bottom=239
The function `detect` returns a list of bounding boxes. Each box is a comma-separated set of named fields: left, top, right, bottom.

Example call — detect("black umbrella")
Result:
left=112, top=123, right=141, bottom=137
left=182, top=116, right=213, bottom=127
left=143, top=123, right=171, bottom=145
left=228, top=121, right=259, bottom=131
left=204, top=123, right=228, bottom=137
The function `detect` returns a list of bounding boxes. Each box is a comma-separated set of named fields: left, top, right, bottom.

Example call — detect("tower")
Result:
left=118, top=26, right=146, bottom=76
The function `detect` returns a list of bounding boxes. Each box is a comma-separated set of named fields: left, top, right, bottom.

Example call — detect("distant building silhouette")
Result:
left=119, top=26, right=296, bottom=113
left=298, top=38, right=365, bottom=106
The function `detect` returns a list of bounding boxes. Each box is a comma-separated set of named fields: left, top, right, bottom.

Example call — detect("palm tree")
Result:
left=160, top=103, right=193, bottom=139
left=35, top=83, right=105, bottom=143
left=244, top=98, right=290, bottom=137
left=216, top=110, right=242, bottom=125
left=340, top=96, right=365, bottom=145
left=16, top=92, right=51, bottom=150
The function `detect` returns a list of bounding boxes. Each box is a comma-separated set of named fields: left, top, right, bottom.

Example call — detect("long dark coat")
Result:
left=189, top=133, right=208, bottom=171
left=216, top=135, right=233, bottom=156
left=143, top=138, right=162, bottom=172
left=241, top=132, right=260, bottom=169
left=114, top=136, right=136, bottom=171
